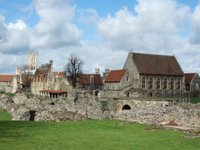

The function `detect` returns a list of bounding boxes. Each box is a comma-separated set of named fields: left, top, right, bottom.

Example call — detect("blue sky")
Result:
left=0, top=0, right=200, bottom=74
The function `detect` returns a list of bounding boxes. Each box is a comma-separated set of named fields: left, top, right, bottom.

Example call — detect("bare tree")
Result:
left=65, top=53, right=83, bottom=88
left=19, top=65, right=33, bottom=88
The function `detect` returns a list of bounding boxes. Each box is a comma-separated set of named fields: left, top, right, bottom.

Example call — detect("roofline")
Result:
left=184, top=73, right=198, bottom=85
left=131, top=52, right=175, bottom=57
left=139, top=73, right=184, bottom=76
left=109, top=69, right=127, bottom=72
left=190, top=73, right=198, bottom=85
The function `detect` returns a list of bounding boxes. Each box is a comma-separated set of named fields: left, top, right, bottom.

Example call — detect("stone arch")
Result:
left=122, top=104, right=131, bottom=110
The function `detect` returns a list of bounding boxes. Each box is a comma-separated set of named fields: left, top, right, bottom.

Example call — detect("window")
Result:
left=142, top=77, right=145, bottom=89
left=170, top=78, right=174, bottom=90
left=148, top=77, right=153, bottom=89
left=163, top=78, right=167, bottom=90
left=126, top=76, right=129, bottom=82
left=195, top=83, right=199, bottom=90
left=176, top=78, right=181, bottom=90
left=156, top=78, right=160, bottom=89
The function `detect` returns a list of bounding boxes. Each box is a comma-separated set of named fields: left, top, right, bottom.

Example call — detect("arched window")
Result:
left=163, top=78, right=167, bottom=90
left=176, top=78, right=181, bottom=90
left=142, top=77, right=146, bottom=89
left=148, top=77, right=153, bottom=89
left=126, top=76, right=129, bottom=82
left=170, top=78, right=174, bottom=90
left=156, top=78, right=160, bottom=89
left=195, top=83, right=199, bottom=90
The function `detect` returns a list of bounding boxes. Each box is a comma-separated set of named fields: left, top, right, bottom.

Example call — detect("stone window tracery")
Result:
left=163, top=78, right=167, bottom=90
left=156, top=78, right=160, bottom=89
left=170, top=78, right=174, bottom=90
left=176, top=78, right=181, bottom=90
left=142, top=77, right=145, bottom=89
left=148, top=77, right=153, bottom=89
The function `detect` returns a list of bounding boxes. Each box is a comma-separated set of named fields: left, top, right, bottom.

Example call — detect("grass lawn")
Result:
left=190, top=97, right=200, bottom=104
left=0, top=110, right=199, bottom=150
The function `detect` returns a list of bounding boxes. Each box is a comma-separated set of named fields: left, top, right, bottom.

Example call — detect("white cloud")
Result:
left=78, top=8, right=99, bottom=25
left=37, top=41, right=127, bottom=74
left=0, top=0, right=200, bottom=75
left=98, top=0, right=190, bottom=51
left=30, top=0, right=81, bottom=49
left=0, top=19, right=30, bottom=54
left=190, top=4, right=200, bottom=44
left=0, top=53, right=27, bottom=73
left=8, top=20, right=27, bottom=30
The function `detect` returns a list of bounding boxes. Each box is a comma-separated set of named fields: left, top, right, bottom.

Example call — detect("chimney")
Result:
left=95, top=68, right=100, bottom=74
left=103, top=68, right=110, bottom=78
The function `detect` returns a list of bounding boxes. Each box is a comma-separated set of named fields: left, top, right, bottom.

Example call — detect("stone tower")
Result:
left=28, top=50, right=38, bottom=70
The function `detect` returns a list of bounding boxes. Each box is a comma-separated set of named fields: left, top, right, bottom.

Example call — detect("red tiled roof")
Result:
left=79, top=74, right=103, bottom=85
left=40, top=90, right=67, bottom=93
left=132, top=53, right=184, bottom=76
left=185, top=73, right=196, bottom=84
left=0, top=75, right=14, bottom=82
left=105, top=70, right=127, bottom=83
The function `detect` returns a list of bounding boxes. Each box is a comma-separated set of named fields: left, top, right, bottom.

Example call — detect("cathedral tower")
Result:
left=28, top=50, right=38, bottom=70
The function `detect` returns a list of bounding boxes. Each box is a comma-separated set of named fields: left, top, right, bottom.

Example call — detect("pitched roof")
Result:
left=79, top=74, right=103, bottom=85
left=131, top=52, right=184, bottom=76
left=105, top=70, right=127, bottom=83
left=0, top=75, right=14, bottom=82
left=185, top=73, right=196, bottom=84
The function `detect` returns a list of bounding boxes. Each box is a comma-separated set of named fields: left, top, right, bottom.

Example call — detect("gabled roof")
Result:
left=79, top=74, right=103, bottom=85
left=0, top=75, right=14, bottom=82
left=185, top=73, right=197, bottom=84
left=131, top=52, right=184, bottom=76
left=105, top=70, right=127, bottom=83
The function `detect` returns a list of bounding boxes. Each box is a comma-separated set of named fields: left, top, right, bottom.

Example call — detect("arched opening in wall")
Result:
left=126, top=92, right=130, bottom=97
left=95, top=91, right=99, bottom=96
left=29, top=110, right=36, bottom=121
left=122, top=105, right=131, bottom=110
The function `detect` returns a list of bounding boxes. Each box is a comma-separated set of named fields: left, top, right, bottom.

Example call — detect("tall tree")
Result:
left=65, top=53, right=83, bottom=88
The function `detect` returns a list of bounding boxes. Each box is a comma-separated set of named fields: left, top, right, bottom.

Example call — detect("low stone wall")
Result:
left=112, top=99, right=200, bottom=128
left=0, top=92, right=200, bottom=129
left=0, top=91, right=103, bottom=121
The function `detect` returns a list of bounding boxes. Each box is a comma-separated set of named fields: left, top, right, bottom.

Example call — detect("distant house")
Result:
left=123, top=52, right=185, bottom=96
left=78, top=74, right=103, bottom=90
left=31, top=61, right=71, bottom=97
left=185, top=73, right=200, bottom=96
left=104, top=70, right=130, bottom=90
left=0, top=75, right=18, bottom=93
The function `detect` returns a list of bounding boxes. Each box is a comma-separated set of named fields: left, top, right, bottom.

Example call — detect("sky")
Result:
left=0, top=0, right=200, bottom=74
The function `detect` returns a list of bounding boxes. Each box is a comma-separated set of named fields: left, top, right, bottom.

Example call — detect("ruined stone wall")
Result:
left=110, top=99, right=200, bottom=127
left=0, top=90, right=103, bottom=121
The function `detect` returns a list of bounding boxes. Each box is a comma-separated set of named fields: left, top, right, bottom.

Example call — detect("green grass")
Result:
left=190, top=97, right=200, bottom=104
left=0, top=110, right=199, bottom=150
left=0, top=92, right=15, bottom=97
left=0, top=109, right=12, bottom=121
